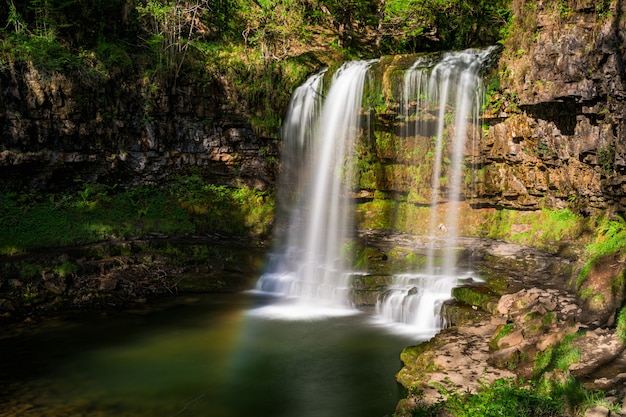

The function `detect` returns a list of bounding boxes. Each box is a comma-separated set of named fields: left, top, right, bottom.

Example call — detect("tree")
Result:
left=136, top=0, right=210, bottom=82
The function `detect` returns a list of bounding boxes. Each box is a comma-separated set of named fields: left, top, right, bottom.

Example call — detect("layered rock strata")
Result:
left=0, top=62, right=278, bottom=192
left=476, top=1, right=626, bottom=214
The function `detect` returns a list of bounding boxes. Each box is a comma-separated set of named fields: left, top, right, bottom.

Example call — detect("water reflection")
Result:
left=0, top=293, right=416, bottom=417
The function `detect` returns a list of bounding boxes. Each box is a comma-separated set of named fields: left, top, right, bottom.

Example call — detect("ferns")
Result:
left=578, top=215, right=626, bottom=288
left=591, top=215, right=626, bottom=258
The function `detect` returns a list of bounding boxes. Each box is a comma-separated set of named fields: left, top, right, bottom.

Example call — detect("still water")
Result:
left=0, top=292, right=418, bottom=417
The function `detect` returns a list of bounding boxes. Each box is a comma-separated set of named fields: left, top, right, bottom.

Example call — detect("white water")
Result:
left=376, top=48, right=494, bottom=336
left=375, top=273, right=460, bottom=337
left=257, top=49, right=494, bottom=334
left=256, top=60, right=376, bottom=315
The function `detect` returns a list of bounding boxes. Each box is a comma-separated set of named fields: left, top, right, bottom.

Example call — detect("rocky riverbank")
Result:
left=0, top=236, right=266, bottom=325
left=392, top=236, right=626, bottom=417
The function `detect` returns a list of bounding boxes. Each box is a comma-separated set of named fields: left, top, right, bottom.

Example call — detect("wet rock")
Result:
left=0, top=63, right=278, bottom=193
left=44, top=277, right=67, bottom=295
left=397, top=277, right=626, bottom=415
left=495, top=288, right=582, bottom=324
left=396, top=317, right=517, bottom=412
left=487, top=287, right=583, bottom=377
left=98, top=277, right=118, bottom=292
left=0, top=299, right=15, bottom=311
left=479, top=2, right=626, bottom=213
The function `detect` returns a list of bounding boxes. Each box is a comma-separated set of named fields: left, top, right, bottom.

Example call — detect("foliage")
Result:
left=420, top=372, right=614, bottom=417
left=136, top=0, right=210, bottom=81
left=379, top=0, right=511, bottom=53
left=0, top=175, right=274, bottom=255
left=598, top=145, right=616, bottom=177
left=578, top=215, right=626, bottom=287
left=169, top=171, right=275, bottom=236
left=587, top=215, right=626, bottom=260
left=54, top=261, right=78, bottom=278
left=0, top=0, right=518, bottom=134
left=532, top=333, right=581, bottom=377
left=437, top=378, right=562, bottom=417
left=617, top=306, right=626, bottom=342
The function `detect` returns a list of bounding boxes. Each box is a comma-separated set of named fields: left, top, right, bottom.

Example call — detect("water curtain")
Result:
left=257, top=60, right=377, bottom=308
left=376, top=48, right=494, bottom=335
left=258, top=48, right=494, bottom=332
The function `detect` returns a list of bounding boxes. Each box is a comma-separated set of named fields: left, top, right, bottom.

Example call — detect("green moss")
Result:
left=578, top=215, right=626, bottom=288
left=532, top=333, right=581, bottom=377
left=53, top=261, right=78, bottom=278
left=617, top=306, right=626, bottom=342
left=452, top=286, right=496, bottom=312
left=0, top=174, right=274, bottom=255
left=489, top=323, right=515, bottom=351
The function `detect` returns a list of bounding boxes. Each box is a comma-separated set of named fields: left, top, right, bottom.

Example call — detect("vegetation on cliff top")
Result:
left=0, top=0, right=511, bottom=135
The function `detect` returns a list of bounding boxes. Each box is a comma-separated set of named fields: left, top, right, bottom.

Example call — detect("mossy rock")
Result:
left=441, top=300, right=491, bottom=327
left=452, top=285, right=499, bottom=313
left=488, top=323, right=516, bottom=351
left=350, top=289, right=381, bottom=307
left=397, top=340, right=443, bottom=388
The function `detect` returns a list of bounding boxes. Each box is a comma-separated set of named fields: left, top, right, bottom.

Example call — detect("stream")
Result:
left=0, top=290, right=418, bottom=417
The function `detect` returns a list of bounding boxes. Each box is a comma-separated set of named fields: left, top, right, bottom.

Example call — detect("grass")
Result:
left=532, top=333, right=581, bottom=377
left=0, top=172, right=274, bottom=255
left=577, top=215, right=626, bottom=288
left=411, top=372, right=615, bottom=417
left=435, top=378, right=562, bottom=417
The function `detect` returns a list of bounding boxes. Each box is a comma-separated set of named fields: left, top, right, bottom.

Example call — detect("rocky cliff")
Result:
left=478, top=0, right=626, bottom=215
left=0, top=61, right=279, bottom=192
left=350, top=2, right=625, bottom=221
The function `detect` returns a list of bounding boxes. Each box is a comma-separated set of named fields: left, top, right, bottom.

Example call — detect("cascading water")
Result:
left=256, top=60, right=376, bottom=315
left=375, top=48, right=495, bottom=336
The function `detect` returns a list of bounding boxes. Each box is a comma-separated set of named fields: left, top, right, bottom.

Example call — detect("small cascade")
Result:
left=256, top=60, right=376, bottom=313
left=375, top=273, right=460, bottom=336
left=376, top=48, right=494, bottom=336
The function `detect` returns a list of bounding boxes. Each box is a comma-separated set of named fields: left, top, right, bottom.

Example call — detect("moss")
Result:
left=452, top=286, right=498, bottom=313
left=0, top=175, right=274, bottom=255
left=443, top=302, right=492, bottom=327
left=398, top=338, right=446, bottom=388
left=532, top=333, right=581, bottom=378
left=617, top=306, right=626, bottom=342
left=489, top=323, right=516, bottom=351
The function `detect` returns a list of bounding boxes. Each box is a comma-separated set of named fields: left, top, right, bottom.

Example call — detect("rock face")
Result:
left=353, top=3, right=626, bottom=218
left=395, top=285, right=626, bottom=416
left=0, top=62, right=278, bottom=192
left=476, top=1, right=626, bottom=214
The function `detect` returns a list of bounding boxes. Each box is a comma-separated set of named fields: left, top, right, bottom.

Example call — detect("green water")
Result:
left=0, top=293, right=416, bottom=417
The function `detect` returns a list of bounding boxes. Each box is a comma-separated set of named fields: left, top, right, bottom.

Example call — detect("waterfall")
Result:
left=256, top=60, right=377, bottom=314
left=375, top=48, right=494, bottom=336
left=255, top=48, right=494, bottom=330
